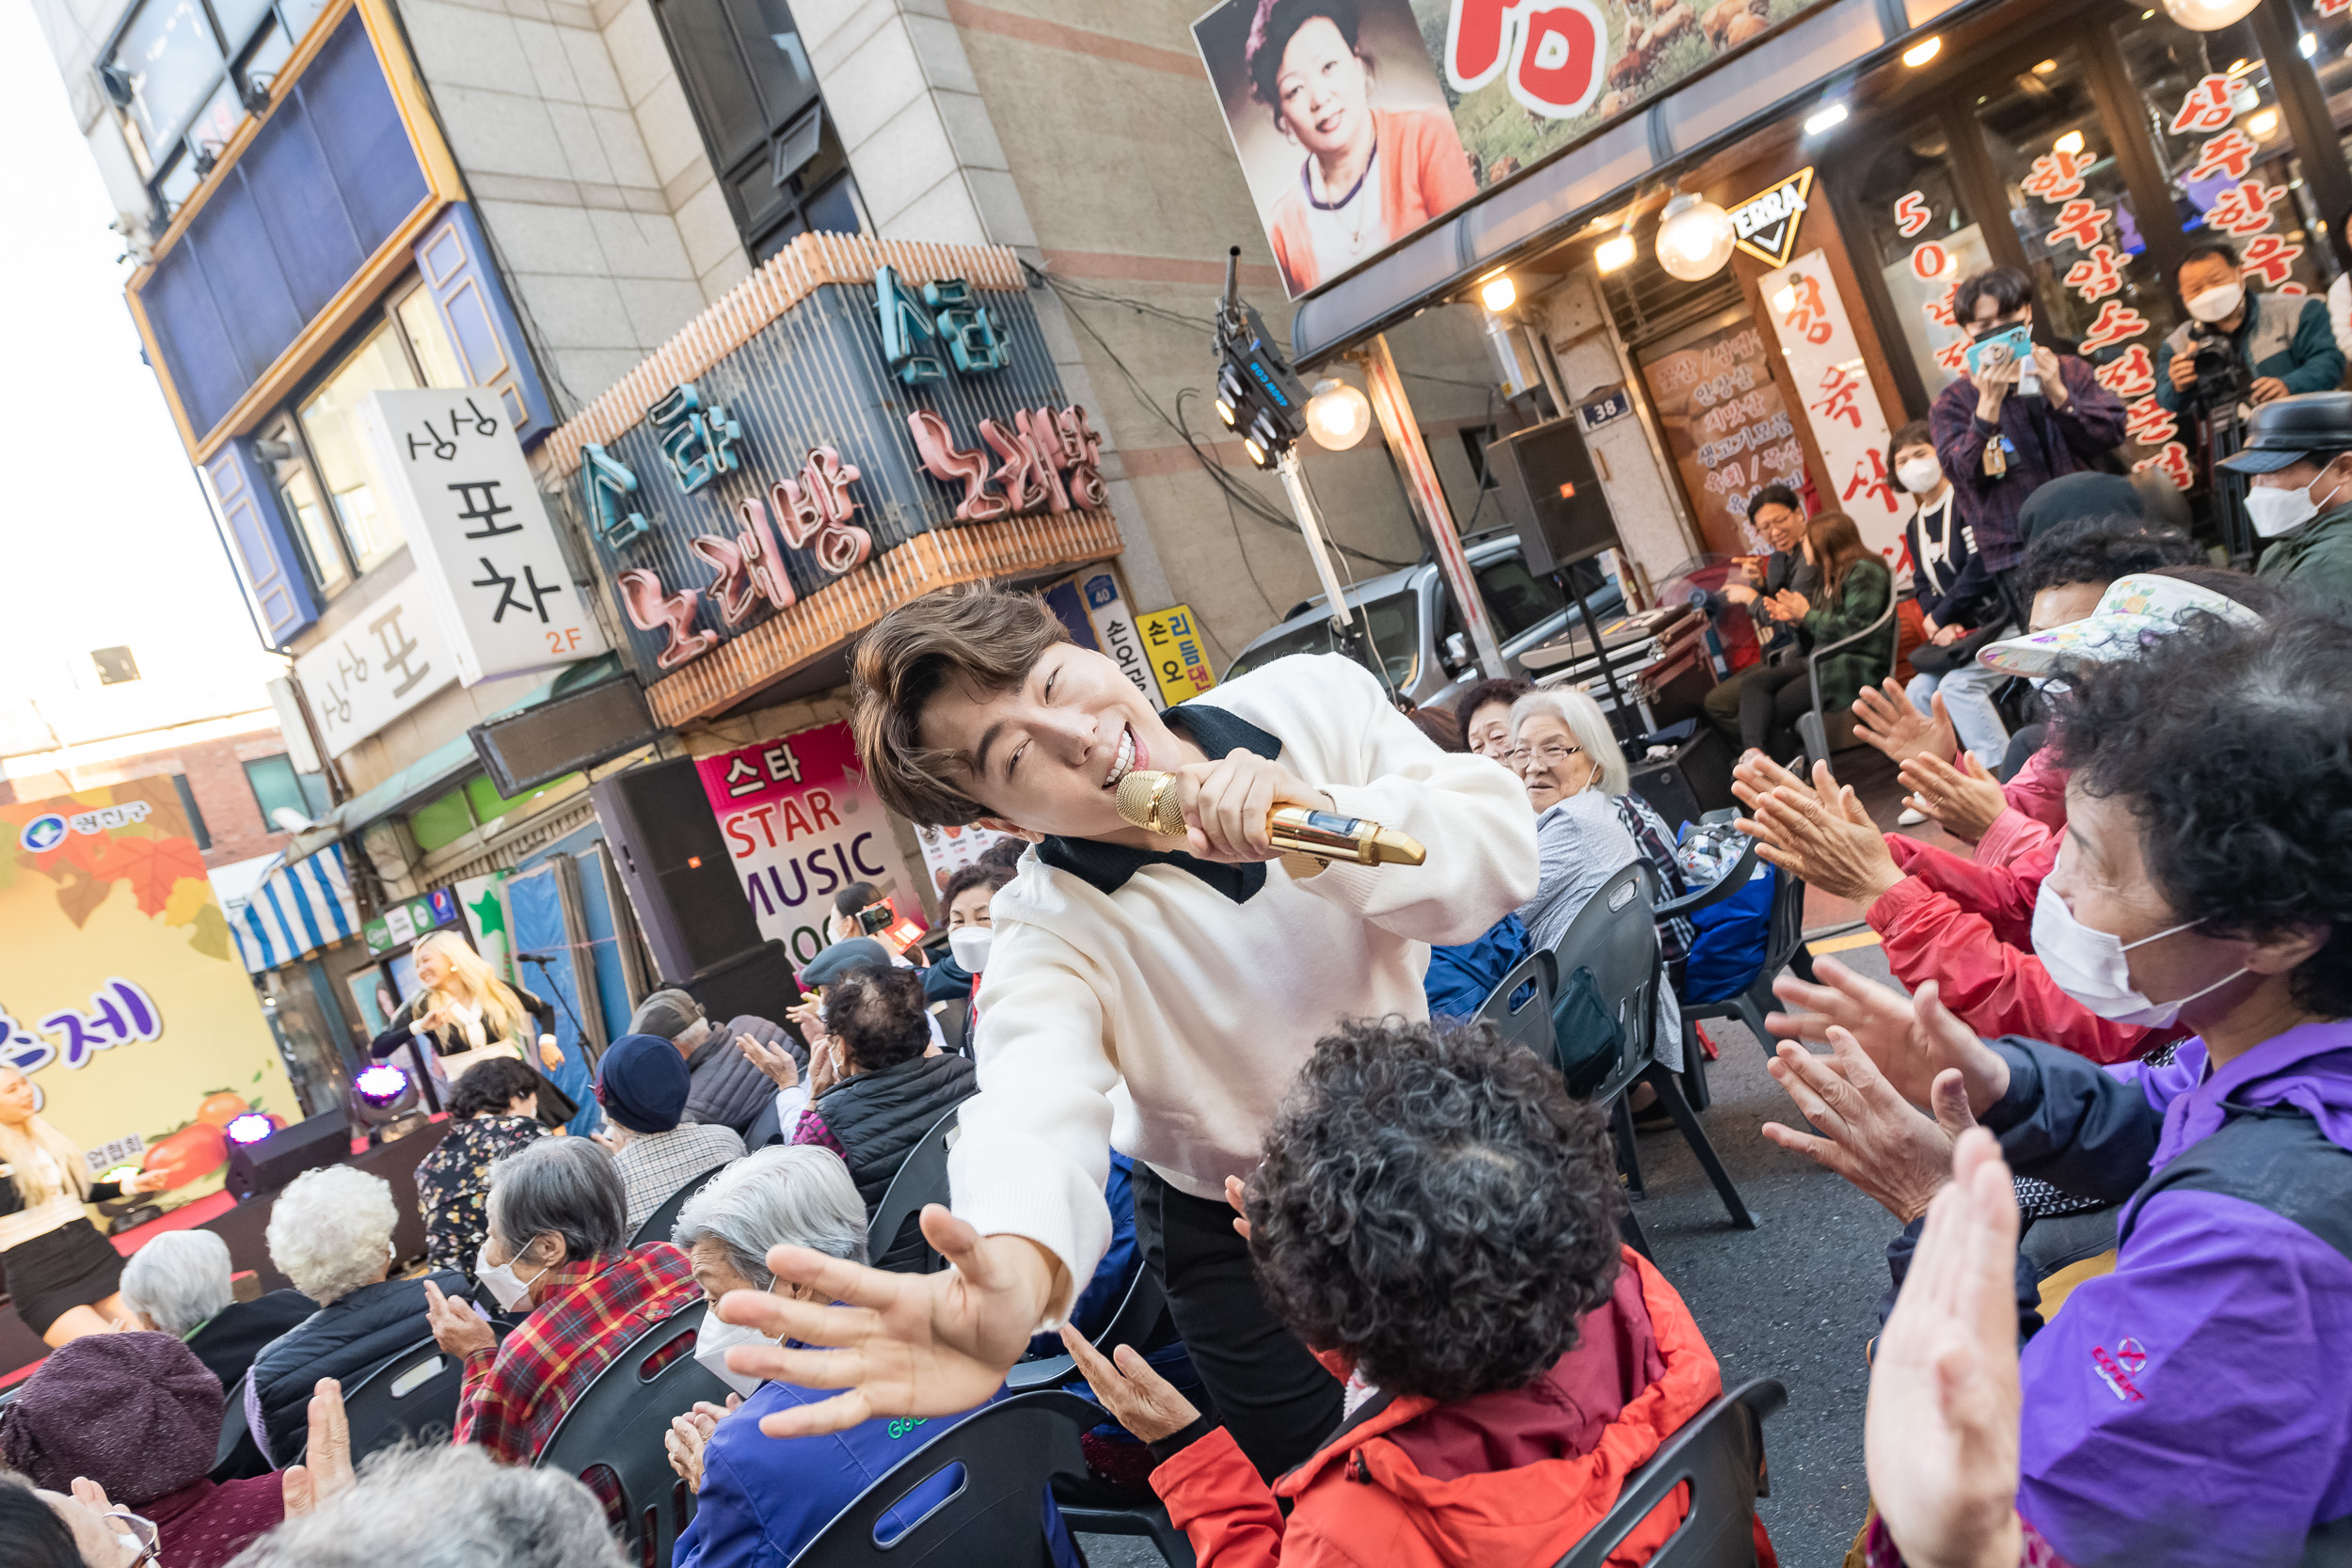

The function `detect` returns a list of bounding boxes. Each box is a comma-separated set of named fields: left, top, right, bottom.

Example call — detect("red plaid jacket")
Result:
left=454, top=1242, right=701, bottom=1470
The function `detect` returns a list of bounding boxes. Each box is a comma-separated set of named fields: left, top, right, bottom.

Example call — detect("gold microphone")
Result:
left=1113, top=769, right=1426, bottom=869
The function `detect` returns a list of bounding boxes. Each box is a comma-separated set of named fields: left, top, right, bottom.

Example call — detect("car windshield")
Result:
left=1224, top=593, right=1419, bottom=689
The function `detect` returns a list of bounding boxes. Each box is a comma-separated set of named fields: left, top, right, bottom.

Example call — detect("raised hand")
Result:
left=1762, top=1029, right=1979, bottom=1222
left=718, top=1208, right=1063, bottom=1439
left=735, top=1032, right=799, bottom=1090
left=282, top=1377, right=354, bottom=1515
left=1767, top=958, right=2010, bottom=1113
left=1897, top=750, right=2008, bottom=844
left=1852, top=678, right=1958, bottom=767
left=1057, top=1322, right=1201, bottom=1443
left=421, top=1279, right=497, bottom=1358
left=1867, top=1129, right=2026, bottom=1568
left=1737, top=758, right=1904, bottom=905
left=538, top=1033, right=565, bottom=1070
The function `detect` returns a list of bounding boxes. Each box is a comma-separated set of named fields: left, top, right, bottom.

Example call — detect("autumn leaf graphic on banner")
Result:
left=92, top=834, right=208, bottom=917
left=163, top=874, right=213, bottom=928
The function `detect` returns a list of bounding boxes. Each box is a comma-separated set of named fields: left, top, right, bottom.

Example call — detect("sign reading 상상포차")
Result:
left=361, top=388, right=610, bottom=687
left=1136, top=605, right=1216, bottom=707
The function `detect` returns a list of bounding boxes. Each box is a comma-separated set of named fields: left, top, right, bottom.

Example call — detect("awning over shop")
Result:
left=228, top=842, right=359, bottom=973
left=1286, top=0, right=1979, bottom=367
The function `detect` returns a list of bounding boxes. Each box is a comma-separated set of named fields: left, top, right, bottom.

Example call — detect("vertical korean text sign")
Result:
left=0, top=780, right=295, bottom=1207
left=361, top=388, right=612, bottom=687
left=694, top=722, right=924, bottom=969
left=1136, top=605, right=1217, bottom=707
left=291, top=570, right=455, bottom=758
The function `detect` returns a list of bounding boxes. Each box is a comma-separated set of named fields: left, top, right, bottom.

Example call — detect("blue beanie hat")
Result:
left=596, top=1033, right=690, bottom=1133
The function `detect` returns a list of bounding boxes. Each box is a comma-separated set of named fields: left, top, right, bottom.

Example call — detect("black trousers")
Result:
left=1734, top=662, right=1816, bottom=757
left=1130, top=1163, right=1341, bottom=1482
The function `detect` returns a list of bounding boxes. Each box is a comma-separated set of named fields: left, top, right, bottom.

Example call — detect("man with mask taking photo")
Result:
left=2154, top=241, right=2344, bottom=423
left=2217, top=389, right=2352, bottom=603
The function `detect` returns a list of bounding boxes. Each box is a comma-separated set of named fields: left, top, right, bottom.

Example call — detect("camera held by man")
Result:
left=2156, top=240, right=2344, bottom=426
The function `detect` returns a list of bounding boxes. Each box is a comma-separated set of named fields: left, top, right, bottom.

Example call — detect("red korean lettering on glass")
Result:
left=2079, top=300, right=2152, bottom=354
left=2136, top=442, right=2197, bottom=491
left=2044, top=199, right=2110, bottom=253
left=2241, top=233, right=2304, bottom=286
left=2185, top=128, right=2259, bottom=184
left=2095, top=343, right=2158, bottom=400
left=2123, top=396, right=2179, bottom=447
left=2063, top=245, right=2125, bottom=303
left=1893, top=191, right=1932, bottom=238
left=2204, top=180, right=2286, bottom=238
left=2168, top=73, right=2237, bottom=135
left=2020, top=150, right=2095, bottom=203
left=1910, top=242, right=1951, bottom=282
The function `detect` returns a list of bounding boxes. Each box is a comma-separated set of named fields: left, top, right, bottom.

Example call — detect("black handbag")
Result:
left=1905, top=618, right=2009, bottom=676
left=1550, top=965, right=1625, bottom=1099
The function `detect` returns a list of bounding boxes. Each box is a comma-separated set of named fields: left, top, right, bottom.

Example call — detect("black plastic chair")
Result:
left=535, top=1301, right=731, bottom=1568
left=1555, top=863, right=1759, bottom=1234
left=335, top=1336, right=466, bottom=1461
left=629, top=1161, right=735, bottom=1249
left=1553, top=1379, right=1786, bottom=1568
left=1004, top=1263, right=1173, bottom=1391
left=1471, top=945, right=1561, bottom=1069
left=792, top=1389, right=1106, bottom=1567
left=1794, top=592, right=1902, bottom=766
left=869, top=1106, right=961, bottom=1275
left=1674, top=811, right=1816, bottom=1085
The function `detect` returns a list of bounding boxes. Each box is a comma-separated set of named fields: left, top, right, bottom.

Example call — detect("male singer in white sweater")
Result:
left=723, top=585, right=1537, bottom=1477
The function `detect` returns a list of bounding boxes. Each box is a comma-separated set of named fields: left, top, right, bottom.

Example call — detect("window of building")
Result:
left=101, top=0, right=331, bottom=225
left=1851, top=118, right=1993, bottom=397
left=259, top=283, right=469, bottom=597
left=91, top=646, right=141, bottom=684
left=653, top=0, right=865, bottom=259
left=245, top=752, right=308, bottom=828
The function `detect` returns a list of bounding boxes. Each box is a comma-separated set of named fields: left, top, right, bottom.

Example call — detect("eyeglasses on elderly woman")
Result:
left=1504, top=742, right=1582, bottom=767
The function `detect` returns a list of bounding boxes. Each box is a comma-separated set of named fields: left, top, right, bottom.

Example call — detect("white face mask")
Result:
left=2031, top=882, right=2244, bottom=1027
left=2244, top=468, right=2346, bottom=539
left=692, top=1307, right=778, bottom=1398
left=1897, top=456, right=1944, bottom=496
left=947, top=924, right=993, bottom=974
left=475, top=1242, right=552, bottom=1311
left=2185, top=280, right=2244, bottom=323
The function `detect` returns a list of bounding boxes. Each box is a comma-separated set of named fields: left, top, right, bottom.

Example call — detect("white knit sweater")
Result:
left=947, top=654, right=1539, bottom=1311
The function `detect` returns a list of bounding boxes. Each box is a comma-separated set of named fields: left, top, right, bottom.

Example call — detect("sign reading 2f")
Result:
left=1445, top=0, right=1610, bottom=119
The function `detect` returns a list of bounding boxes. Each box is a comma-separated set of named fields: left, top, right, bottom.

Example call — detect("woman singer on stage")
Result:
left=0, top=1064, right=171, bottom=1345
left=370, top=930, right=576, bottom=1127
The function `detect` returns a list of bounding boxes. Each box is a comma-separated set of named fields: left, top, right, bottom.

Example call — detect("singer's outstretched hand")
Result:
left=1172, top=749, right=1331, bottom=862
left=715, top=1207, right=1067, bottom=1438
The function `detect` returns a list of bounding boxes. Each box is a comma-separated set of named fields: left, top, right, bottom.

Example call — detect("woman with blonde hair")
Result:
left=369, top=930, right=574, bottom=1127
left=0, top=1064, right=171, bottom=1344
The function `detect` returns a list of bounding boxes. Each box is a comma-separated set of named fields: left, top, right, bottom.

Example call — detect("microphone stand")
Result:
left=518, top=952, right=596, bottom=1069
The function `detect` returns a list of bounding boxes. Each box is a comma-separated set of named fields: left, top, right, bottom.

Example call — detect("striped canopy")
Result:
left=228, top=843, right=360, bottom=974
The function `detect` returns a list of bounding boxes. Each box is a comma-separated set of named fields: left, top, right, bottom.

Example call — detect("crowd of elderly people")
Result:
left=6, top=473, right=2352, bottom=1568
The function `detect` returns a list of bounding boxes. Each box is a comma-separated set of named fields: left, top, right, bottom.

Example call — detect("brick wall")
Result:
left=7, top=722, right=299, bottom=869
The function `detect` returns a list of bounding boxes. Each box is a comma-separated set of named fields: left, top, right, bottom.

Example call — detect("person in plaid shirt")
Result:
left=594, top=1034, right=746, bottom=1236
left=423, top=1137, right=701, bottom=1495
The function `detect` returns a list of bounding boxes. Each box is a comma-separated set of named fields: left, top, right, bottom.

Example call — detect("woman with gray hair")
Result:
left=225, top=1443, right=630, bottom=1568
left=118, top=1229, right=314, bottom=1393
left=421, top=1136, right=700, bottom=1484
left=661, top=1143, right=993, bottom=1568
left=243, top=1166, right=469, bottom=1466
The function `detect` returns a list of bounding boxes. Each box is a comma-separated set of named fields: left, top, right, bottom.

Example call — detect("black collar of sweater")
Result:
left=1037, top=703, right=1283, bottom=903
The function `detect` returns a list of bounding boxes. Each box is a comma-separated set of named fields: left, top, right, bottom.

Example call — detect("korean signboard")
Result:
left=1635, top=311, right=1807, bottom=559
left=1075, top=567, right=1163, bottom=710
left=695, top=721, right=924, bottom=968
left=291, top=570, right=456, bottom=758
left=363, top=887, right=462, bottom=954
left=0, top=779, right=296, bottom=1210
left=1194, top=0, right=1828, bottom=297
left=361, top=388, right=610, bottom=686
left=1759, top=249, right=1908, bottom=566
left=1137, top=605, right=1217, bottom=706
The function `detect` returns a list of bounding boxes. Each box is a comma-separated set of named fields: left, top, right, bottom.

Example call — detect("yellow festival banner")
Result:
left=0, top=776, right=295, bottom=1206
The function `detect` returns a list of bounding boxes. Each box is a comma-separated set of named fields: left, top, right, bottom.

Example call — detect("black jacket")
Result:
left=246, top=1270, right=468, bottom=1464
left=818, top=1054, right=978, bottom=1270
left=685, top=1016, right=798, bottom=1136
left=186, top=1289, right=316, bottom=1393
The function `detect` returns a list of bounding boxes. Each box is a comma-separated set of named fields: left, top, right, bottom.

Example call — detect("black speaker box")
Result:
left=592, top=756, right=764, bottom=985
left=1629, top=725, right=1737, bottom=830
left=1489, top=417, right=1619, bottom=575
left=226, top=1112, right=353, bottom=1201
left=687, top=940, right=803, bottom=1029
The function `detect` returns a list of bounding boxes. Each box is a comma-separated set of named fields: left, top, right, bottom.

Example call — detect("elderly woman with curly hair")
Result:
left=1764, top=607, right=2352, bottom=1568
left=243, top=1165, right=470, bottom=1465
left=1059, top=1018, right=1762, bottom=1567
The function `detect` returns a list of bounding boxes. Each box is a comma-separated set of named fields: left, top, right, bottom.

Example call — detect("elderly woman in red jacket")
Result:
left=1059, top=1018, right=1771, bottom=1568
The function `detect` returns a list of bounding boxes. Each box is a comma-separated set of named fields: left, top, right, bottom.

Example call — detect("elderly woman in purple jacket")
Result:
left=1758, top=606, right=2352, bottom=1568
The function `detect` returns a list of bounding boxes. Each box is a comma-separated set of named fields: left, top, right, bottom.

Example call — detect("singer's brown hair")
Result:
left=851, top=585, right=1070, bottom=824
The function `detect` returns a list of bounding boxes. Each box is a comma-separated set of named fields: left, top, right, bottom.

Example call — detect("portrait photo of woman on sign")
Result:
left=1204, top=0, right=1478, bottom=296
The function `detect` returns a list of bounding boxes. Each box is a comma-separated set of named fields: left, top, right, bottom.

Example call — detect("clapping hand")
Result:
left=1852, top=679, right=1959, bottom=767
left=282, top=1377, right=356, bottom=1515
left=1766, top=589, right=1811, bottom=622
left=1867, top=1129, right=2026, bottom=1568
left=1735, top=756, right=1905, bottom=906
left=1762, top=1027, right=1979, bottom=1223
left=735, top=1032, right=799, bottom=1091
left=1765, top=957, right=2011, bottom=1114
left=1897, top=751, right=2008, bottom=843
left=665, top=1394, right=741, bottom=1492
left=1057, top=1322, right=1201, bottom=1443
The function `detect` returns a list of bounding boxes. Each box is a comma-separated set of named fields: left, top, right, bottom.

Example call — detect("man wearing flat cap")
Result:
left=2217, top=389, right=2352, bottom=604
left=626, top=987, right=795, bottom=1137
